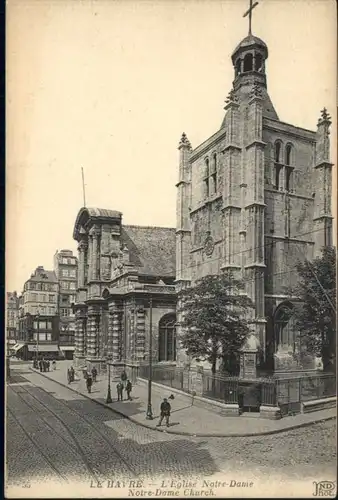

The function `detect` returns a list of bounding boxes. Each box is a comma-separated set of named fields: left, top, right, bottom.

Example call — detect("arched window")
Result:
left=274, top=141, right=282, bottom=163
left=158, top=314, right=176, bottom=362
left=255, top=53, right=263, bottom=72
left=285, top=144, right=293, bottom=166
left=204, top=157, right=209, bottom=176
left=235, top=59, right=241, bottom=76
left=210, top=153, right=217, bottom=194
left=204, top=158, right=210, bottom=198
left=243, top=53, right=253, bottom=72
left=273, top=303, right=296, bottom=352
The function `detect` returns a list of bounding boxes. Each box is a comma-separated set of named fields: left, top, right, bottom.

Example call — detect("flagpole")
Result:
left=81, top=167, right=86, bottom=208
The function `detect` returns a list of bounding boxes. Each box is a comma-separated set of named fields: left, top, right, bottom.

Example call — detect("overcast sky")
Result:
left=6, top=0, right=337, bottom=293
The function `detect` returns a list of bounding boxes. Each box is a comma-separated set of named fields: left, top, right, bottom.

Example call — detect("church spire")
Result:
left=243, top=0, right=259, bottom=36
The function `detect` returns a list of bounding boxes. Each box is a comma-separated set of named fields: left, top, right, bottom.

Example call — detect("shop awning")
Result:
left=28, top=345, right=59, bottom=353
left=12, top=343, right=26, bottom=352
left=60, top=346, right=75, bottom=351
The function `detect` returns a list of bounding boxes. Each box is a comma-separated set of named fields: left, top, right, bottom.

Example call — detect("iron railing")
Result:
left=137, top=364, right=336, bottom=415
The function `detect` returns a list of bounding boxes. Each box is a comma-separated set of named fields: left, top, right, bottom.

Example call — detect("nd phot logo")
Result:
left=313, top=481, right=336, bottom=497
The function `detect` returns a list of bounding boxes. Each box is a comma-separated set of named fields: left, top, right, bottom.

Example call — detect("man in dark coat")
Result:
left=91, top=366, right=97, bottom=383
left=116, top=381, right=123, bottom=401
left=125, top=380, right=132, bottom=400
left=157, top=398, right=171, bottom=427
left=86, top=374, right=93, bottom=393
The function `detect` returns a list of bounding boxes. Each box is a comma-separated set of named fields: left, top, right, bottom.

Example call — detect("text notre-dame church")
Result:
left=72, top=8, right=333, bottom=376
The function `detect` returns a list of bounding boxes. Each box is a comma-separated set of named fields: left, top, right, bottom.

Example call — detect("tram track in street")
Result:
left=7, top=385, right=100, bottom=484
left=7, top=379, right=138, bottom=480
left=7, top=406, right=69, bottom=484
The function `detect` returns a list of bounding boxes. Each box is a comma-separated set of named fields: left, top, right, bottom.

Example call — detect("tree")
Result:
left=178, top=273, right=254, bottom=375
left=292, top=247, right=336, bottom=372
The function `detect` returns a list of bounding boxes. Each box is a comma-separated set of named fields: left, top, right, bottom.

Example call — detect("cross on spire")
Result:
left=243, top=0, right=259, bottom=36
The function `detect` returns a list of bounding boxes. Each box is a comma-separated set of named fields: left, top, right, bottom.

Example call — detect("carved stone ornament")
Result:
left=250, top=82, right=263, bottom=99
left=203, top=234, right=215, bottom=256
left=225, top=88, right=239, bottom=104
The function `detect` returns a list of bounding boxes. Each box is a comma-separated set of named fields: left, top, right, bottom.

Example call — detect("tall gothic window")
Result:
left=285, top=167, right=293, bottom=191
left=235, top=59, right=241, bottom=76
left=274, top=303, right=296, bottom=352
left=274, top=141, right=282, bottom=163
left=285, top=144, right=293, bottom=166
left=203, top=158, right=210, bottom=198
left=210, top=153, right=217, bottom=194
left=158, top=314, right=176, bottom=362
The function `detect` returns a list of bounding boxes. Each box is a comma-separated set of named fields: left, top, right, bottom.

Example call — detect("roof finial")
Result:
left=243, top=0, right=259, bottom=36
left=318, top=107, right=332, bottom=126
left=178, top=132, right=192, bottom=150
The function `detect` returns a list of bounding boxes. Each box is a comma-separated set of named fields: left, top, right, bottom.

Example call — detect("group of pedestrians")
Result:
left=116, top=379, right=132, bottom=401
left=37, top=358, right=173, bottom=427
left=33, top=358, right=56, bottom=372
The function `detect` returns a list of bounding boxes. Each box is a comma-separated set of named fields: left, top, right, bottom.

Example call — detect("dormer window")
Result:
left=243, top=53, right=253, bottom=72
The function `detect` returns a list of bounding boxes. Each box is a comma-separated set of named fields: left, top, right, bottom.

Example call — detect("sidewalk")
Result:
left=29, top=361, right=336, bottom=438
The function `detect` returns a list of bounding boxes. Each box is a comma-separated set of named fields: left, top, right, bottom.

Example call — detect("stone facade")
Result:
left=73, top=208, right=177, bottom=374
left=175, top=34, right=333, bottom=374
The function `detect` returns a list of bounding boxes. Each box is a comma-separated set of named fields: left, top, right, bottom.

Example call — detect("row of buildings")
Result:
left=6, top=250, right=78, bottom=360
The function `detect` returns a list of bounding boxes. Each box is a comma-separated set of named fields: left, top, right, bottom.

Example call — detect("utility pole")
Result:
left=36, top=311, right=40, bottom=363
left=146, top=296, right=153, bottom=420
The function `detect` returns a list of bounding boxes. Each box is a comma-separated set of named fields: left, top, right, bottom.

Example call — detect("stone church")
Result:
left=73, top=208, right=177, bottom=374
left=175, top=29, right=333, bottom=373
left=72, top=19, right=333, bottom=376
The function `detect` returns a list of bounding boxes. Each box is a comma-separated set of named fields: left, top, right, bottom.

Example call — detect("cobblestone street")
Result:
left=6, top=364, right=336, bottom=497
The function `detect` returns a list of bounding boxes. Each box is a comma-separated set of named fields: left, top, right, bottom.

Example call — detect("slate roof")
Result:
left=29, top=267, right=58, bottom=283
left=121, top=225, right=176, bottom=278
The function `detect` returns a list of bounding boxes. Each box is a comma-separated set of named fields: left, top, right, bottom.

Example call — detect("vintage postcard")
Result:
left=5, top=0, right=337, bottom=498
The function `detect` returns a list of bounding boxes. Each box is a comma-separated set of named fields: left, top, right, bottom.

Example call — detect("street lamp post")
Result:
left=106, top=358, right=112, bottom=404
left=146, top=296, right=153, bottom=420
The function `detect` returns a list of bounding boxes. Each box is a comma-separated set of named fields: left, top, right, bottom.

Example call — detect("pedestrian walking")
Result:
left=116, top=381, right=124, bottom=401
left=125, top=379, right=132, bottom=400
left=91, top=366, right=97, bottom=383
left=67, top=368, right=71, bottom=384
left=86, top=374, right=93, bottom=393
left=47, top=360, right=50, bottom=372
left=156, top=398, right=171, bottom=428
left=70, top=366, right=75, bottom=382
left=39, top=360, right=43, bottom=372
left=52, top=360, right=56, bottom=371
